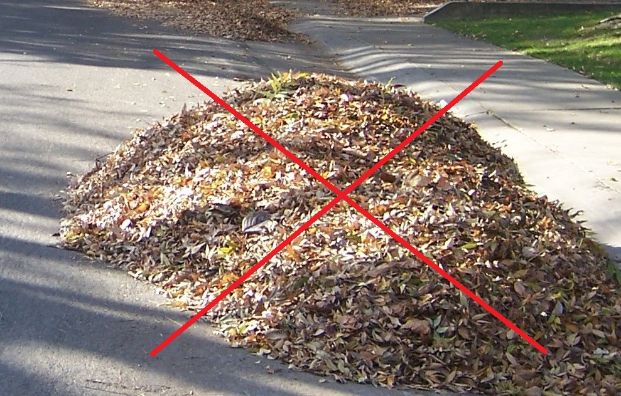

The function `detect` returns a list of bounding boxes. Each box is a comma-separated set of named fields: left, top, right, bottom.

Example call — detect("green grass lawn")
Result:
left=436, top=11, right=621, bottom=89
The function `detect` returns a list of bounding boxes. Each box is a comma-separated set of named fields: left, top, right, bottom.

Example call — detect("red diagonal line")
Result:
left=340, top=63, right=500, bottom=197
left=153, top=49, right=342, bottom=198
left=150, top=49, right=547, bottom=357
left=150, top=192, right=345, bottom=357
left=339, top=198, right=548, bottom=355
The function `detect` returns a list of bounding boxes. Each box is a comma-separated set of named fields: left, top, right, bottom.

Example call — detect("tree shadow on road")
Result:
left=0, top=234, right=419, bottom=395
left=0, top=0, right=340, bottom=80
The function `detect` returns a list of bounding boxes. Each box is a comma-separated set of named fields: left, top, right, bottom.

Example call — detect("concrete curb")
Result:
left=424, top=1, right=621, bottom=22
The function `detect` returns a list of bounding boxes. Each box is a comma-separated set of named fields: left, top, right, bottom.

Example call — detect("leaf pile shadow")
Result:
left=87, top=0, right=304, bottom=42
left=61, top=73, right=620, bottom=394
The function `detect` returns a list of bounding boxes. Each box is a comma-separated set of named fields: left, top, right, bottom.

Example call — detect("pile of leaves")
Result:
left=61, top=72, right=620, bottom=394
left=332, top=0, right=441, bottom=17
left=87, top=0, right=303, bottom=42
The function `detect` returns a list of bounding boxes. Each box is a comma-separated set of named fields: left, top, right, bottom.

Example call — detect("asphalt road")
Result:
left=0, top=1, right=416, bottom=395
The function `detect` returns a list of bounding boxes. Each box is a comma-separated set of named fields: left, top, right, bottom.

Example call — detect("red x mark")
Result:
left=150, top=48, right=548, bottom=357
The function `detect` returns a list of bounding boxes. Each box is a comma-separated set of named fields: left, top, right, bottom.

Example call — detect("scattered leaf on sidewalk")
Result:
left=334, top=0, right=441, bottom=17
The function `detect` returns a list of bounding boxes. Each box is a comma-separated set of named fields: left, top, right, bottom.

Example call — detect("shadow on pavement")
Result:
left=289, top=15, right=621, bottom=260
left=0, top=235, right=418, bottom=395
left=0, top=0, right=340, bottom=79
left=293, top=16, right=621, bottom=112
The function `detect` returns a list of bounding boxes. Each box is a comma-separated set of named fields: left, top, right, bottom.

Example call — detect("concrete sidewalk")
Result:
left=287, top=12, right=621, bottom=265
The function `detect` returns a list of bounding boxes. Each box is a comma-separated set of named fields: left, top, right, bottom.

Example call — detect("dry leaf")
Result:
left=402, top=318, right=430, bottom=335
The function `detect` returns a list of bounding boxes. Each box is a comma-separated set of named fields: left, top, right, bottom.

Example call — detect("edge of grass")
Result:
left=434, top=11, right=621, bottom=90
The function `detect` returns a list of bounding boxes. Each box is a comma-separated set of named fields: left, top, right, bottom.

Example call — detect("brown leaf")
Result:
left=524, top=386, right=543, bottom=396
left=402, top=318, right=430, bottom=336
left=513, top=281, right=526, bottom=297
left=379, top=171, right=397, bottom=183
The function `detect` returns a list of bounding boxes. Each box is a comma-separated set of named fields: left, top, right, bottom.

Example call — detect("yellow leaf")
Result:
left=218, top=245, right=235, bottom=256
left=261, top=165, right=274, bottom=178
left=135, top=202, right=150, bottom=213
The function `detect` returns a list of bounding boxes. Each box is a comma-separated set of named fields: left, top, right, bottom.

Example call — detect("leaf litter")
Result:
left=87, top=0, right=305, bottom=42
left=332, top=0, right=442, bottom=17
left=60, top=72, right=620, bottom=394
